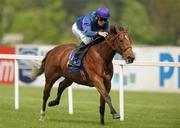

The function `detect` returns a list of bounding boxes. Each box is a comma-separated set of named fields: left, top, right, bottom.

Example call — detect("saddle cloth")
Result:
left=67, top=51, right=86, bottom=80
left=67, top=50, right=82, bottom=72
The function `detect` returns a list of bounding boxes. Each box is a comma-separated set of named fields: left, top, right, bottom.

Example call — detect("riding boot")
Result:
left=74, top=42, right=89, bottom=60
left=68, top=42, right=89, bottom=67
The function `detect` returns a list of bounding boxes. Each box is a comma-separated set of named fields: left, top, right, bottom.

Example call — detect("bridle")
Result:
left=105, top=32, right=132, bottom=55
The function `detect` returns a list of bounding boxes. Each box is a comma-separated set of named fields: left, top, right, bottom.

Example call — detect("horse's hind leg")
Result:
left=39, top=76, right=59, bottom=121
left=48, top=78, right=73, bottom=107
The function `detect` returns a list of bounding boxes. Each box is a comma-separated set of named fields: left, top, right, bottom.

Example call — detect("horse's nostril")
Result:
left=125, top=56, right=134, bottom=64
left=131, top=57, right=135, bottom=62
left=132, top=57, right=135, bottom=61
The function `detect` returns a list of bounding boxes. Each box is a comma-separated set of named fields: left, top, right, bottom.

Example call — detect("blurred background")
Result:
left=0, top=1, right=180, bottom=127
left=0, top=0, right=180, bottom=45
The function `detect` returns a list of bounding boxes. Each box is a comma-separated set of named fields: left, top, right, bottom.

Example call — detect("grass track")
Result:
left=0, top=85, right=180, bottom=128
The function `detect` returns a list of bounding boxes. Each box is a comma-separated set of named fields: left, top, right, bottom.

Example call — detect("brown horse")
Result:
left=32, top=25, right=134, bottom=125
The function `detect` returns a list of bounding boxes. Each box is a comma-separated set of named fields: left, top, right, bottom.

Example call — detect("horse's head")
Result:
left=107, top=25, right=135, bottom=64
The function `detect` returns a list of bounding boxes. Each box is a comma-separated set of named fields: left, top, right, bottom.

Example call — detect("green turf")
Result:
left=0, top=85, right=180, bottom=128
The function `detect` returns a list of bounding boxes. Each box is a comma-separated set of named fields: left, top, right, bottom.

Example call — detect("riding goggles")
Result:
left=98, top=17, right=108, bottom=22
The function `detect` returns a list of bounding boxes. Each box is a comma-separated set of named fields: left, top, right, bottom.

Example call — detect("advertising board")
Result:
left=0, top=46, right=15, bottom=85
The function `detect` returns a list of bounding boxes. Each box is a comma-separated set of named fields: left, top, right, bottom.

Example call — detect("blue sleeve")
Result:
left=82, top=16, right=97, bottom=37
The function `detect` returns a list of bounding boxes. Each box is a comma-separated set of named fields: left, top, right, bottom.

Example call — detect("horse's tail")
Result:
left=31, top=52, right=49, bottom=80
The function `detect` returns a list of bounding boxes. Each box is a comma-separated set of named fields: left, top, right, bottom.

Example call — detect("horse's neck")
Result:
left=96, top=40, right=116, bottom=63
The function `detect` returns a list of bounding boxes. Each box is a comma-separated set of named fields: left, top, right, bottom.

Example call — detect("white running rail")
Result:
left=1, top=54, right=180, bottom=121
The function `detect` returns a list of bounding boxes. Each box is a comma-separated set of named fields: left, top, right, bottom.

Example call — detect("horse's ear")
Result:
left=124, top=25, right=128, bottom=32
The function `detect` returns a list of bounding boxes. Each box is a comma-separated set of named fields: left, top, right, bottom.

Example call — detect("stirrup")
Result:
left=68, top=59, right=80, bottom=68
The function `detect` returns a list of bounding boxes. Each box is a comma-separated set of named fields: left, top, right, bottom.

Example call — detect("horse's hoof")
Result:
left=48, top=100, right=59, bottom=107
left=39, top=116, right=45, bottom=122
left=112, top=113, right=120, bottom=119
left=39, top=110, right=45, bottom=122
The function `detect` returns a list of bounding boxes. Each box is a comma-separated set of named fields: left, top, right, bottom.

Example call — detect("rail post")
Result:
left=14, top=59, right=19, bottom=110
left=119, top=65, right=124, bottom=121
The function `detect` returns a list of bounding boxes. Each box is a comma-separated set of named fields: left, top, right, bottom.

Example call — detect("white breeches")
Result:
left=72, top=23, right=93, bottom=45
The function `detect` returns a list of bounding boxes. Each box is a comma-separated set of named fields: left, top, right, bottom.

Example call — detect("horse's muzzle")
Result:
left=125, top=56, right=135, bottom=64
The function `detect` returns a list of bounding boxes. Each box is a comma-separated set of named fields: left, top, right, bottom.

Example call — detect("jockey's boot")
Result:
left=68, top=42, right=89, bottom=68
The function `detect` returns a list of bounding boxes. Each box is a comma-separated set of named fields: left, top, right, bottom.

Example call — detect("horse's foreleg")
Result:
left=48, top=79, right=72, bottom=107
left=94, top=78, right=120, bottom=121
left=104, top=80, right=120, bottom=119
left=99, top=95, right=105, bottom=125
left=99, top=80, right=113, bottom=124
left=102, top=90, right=120, bottom=119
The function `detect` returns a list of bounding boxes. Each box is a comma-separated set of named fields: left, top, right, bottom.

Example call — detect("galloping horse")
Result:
left=32, top=25, right=135, bottom=125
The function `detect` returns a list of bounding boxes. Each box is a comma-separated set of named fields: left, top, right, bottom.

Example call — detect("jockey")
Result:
left=68, top=6, right=110, bottom=68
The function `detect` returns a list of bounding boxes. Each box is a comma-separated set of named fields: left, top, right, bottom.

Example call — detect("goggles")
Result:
left=98, top=17, right=108, bottom=22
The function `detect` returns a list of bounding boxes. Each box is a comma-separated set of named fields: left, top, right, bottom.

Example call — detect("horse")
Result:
left=32, top=25, right=135, bottom=125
